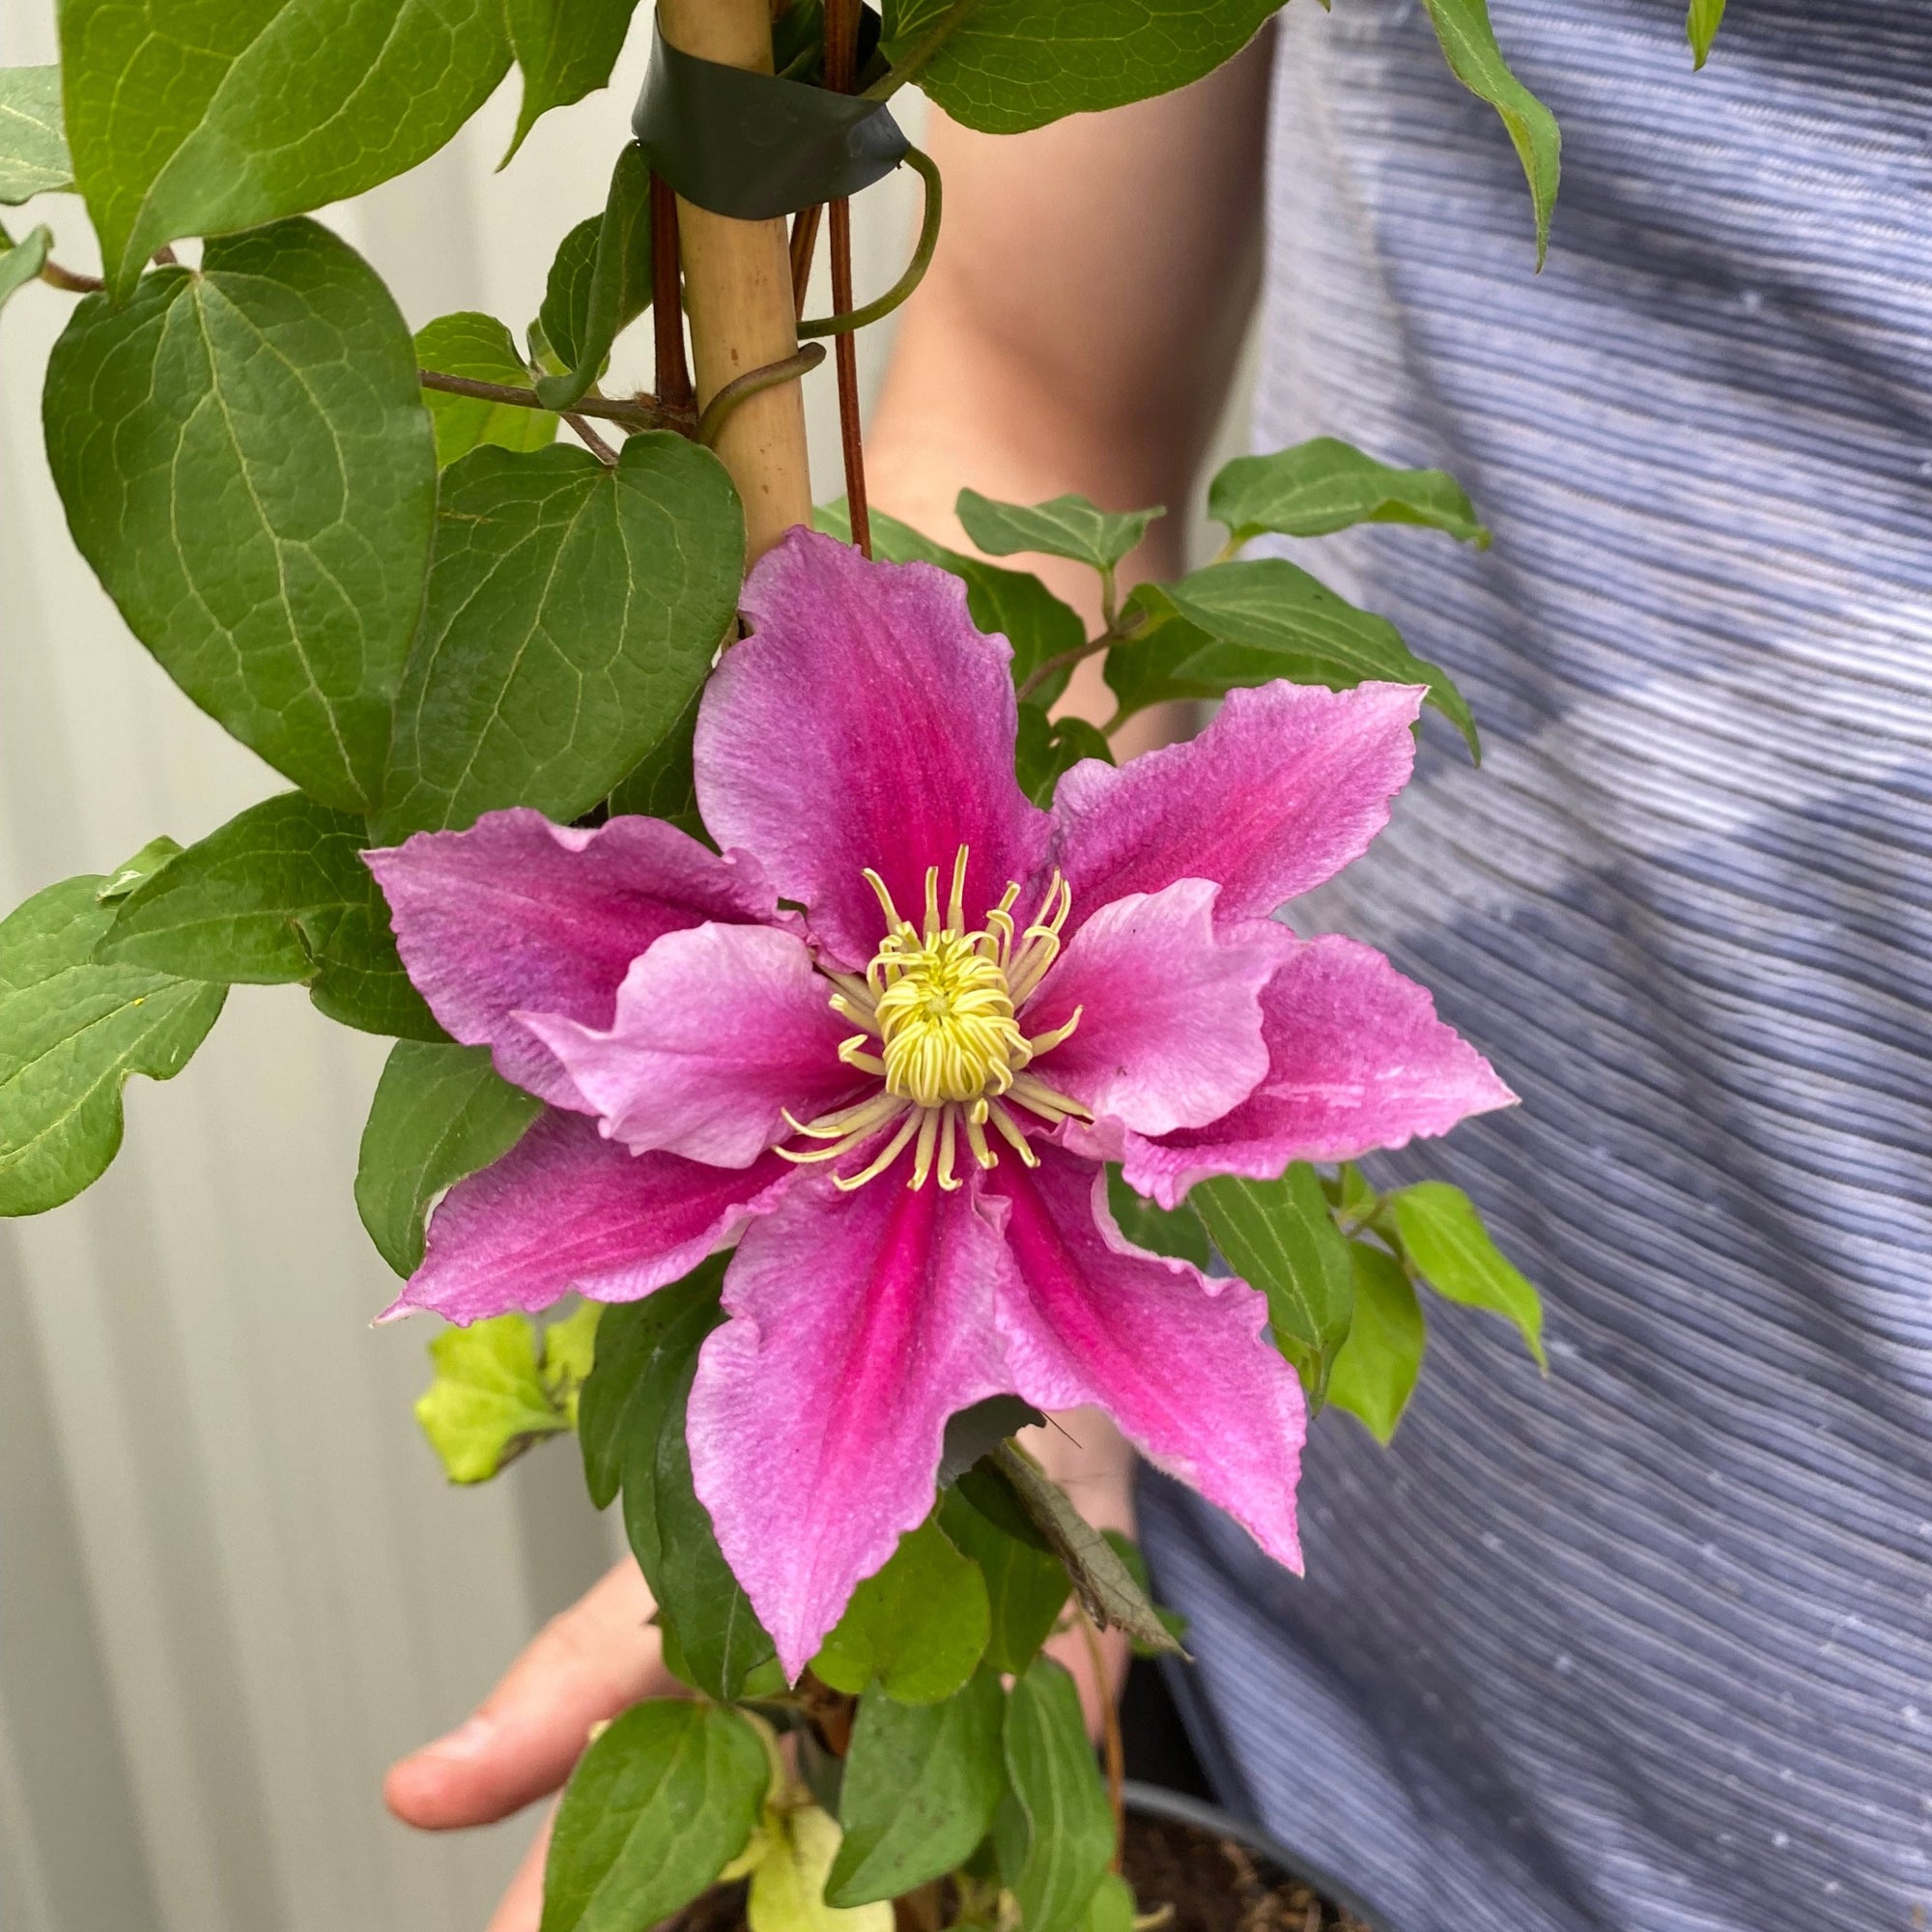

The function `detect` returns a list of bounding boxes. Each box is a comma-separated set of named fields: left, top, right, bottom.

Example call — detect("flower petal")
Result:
left=385, top=1111, right=793, bottom=1324
left=1023, top=880, right=1291, bottom=1137
left=696, top=529, right=1052, bottom=969
left=985, top=1144, right=1303, bottom=1574
left=1118, top=935, right=1518, bottom=1209
left=367, top=809, right=779, bottom=1108
left=688, top=1171, right=1011, bottom=1678
left=1051, top=681, right=1424, bottom=928
left=519, top=923, right=861, bottom=1168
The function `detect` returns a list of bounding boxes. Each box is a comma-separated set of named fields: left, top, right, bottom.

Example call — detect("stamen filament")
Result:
left=936, top=1106, right=961, bottom=1191
left=985, top=1099, right=1041, bottom=1168
left=835, top=1110, right=923, bottom=1191
left=910, top=1106, right=941, bottom=1190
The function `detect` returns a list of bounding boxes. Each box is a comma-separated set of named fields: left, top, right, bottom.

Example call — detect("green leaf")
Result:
left=536, top=145, right=653, bottom=412
left=61, top=0, right=512, bottom=298
left=1112, top=560, right=1480, bottom=761
left=1015, top=706, right=1110, bottom=807
left=506, top=0, right=640, bottom=159
left=653, top=1350, right=780, bottom=1699
left=1002, top=1657, right=1114, bottom=1932
left=1324, top=1243, right=1426, bottom=1444
left=43, top=219, right=436, bottom=813
left=414, top=1312, right=570, bottom=1483
left=1687, top=0, right=1726, bottom=67
left=1085, top=1872, right=1137, bottom=1932
left=580, top=1260, right=776, bottom=1696
left=96, top=837, right=183, bottom=903
left=885, top=0, right=1281, bottom=135
left=0, top=867, right=225, bottom=1215
left=955, top=488, right=1161, bottom=575
left=1417, top=0, right=1560, bottom=267
left=608, top=688, right=704, bottom=838
left=988, top=1443, right=1179, bottom=1656
left=811, top=1516, right=990, bottom=1705
left=542, top=1699, right=768, bottom=1932
left=937, top=1487, right=1068, bottom=1677
left=1208, top=439, right=1489, bottom=549
left=0, top=68, right=71, bottom=202
left=578, top=1259, right=724, bottom=1512
left=416, top=312, right=558, bottom=468
left=0, top=220, right=50, bottom=317
left=817, top=500, right=1087, bottom=707
left=377, top=435, right=741, bottom=840
left=97, top=791, right=438, bottom=1038
left=1385, top=1180, right=1546, bottom=1370
left=826, top=1671, right=1006, bottom=1907
left=1192, top=1165, right=1354, bottom=1406
left=1099, top=1531, right=1187, bottom=1658
left=749, top=1801, right=892, bottom=1932
left=1104, top=1166, right=1210, bottom=1270
left=355, top=1040, right=541, bottom=1276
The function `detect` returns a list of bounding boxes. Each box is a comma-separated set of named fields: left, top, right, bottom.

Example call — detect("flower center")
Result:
left=873, top=929, right=1025, bottom=1106
left=779, top=846, right=1091, bottom=1194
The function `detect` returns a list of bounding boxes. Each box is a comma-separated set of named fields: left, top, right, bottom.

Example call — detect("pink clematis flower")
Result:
left=366, top=529, right=1514, bottom=1677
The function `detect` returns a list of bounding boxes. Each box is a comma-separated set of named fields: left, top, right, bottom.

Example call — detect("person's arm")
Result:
left=385, top=46, right=1273, bottom=1929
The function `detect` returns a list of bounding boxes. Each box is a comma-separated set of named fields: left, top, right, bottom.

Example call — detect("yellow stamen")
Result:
left=835, top=1110, right=923, bottom=1191
left=935, top=1107, right=961, bottom=1191
left=985, top=1099, right=1041, bottom=1168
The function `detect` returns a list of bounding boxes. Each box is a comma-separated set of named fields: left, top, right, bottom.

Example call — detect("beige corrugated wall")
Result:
left=0, top=10, right=928, bottom=1926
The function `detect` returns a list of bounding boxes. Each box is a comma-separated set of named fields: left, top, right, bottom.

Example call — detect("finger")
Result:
left=386, top=1558, right=673, bottom=1830
left=486, top=1809, right=553, bottom=1932
left=1045, top=1616, right=1132, bottom=1741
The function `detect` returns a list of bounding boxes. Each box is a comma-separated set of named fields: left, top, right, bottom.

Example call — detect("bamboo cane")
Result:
left=657, top=0, right=815, bottom=561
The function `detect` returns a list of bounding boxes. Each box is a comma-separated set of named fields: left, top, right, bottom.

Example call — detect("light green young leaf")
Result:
left=749, top=1803, right=892, bottom=1932
left=1015, top=706, right=1110, bottom=807
left=61, top=0, right=511, bottom=297
left=1193, top=1165, right=1354, bottom=1406
left=536, top=145, right=653, bottom=412
left=543, top=1301, right=603, bottom=1421
left=936, top=1487, right=1068, bottom=1678
left=955, top=488, right=1162, bottom=575
left=817, top=499, right=1087, bottom=708
left=506, top=0, right=640, bottom=159
left=0, top=68, right=70, bottom=202
left=1002, top=1657, right=1115, bottom=1932
left=989, top=1444, right=1179, bottom=1656
left=43, top=219, right=436, bottom=813
left=810, top=1516, right=990, bottom=1705
left=1112, top=560, right=1480, bottom=760
left=1386, top=1179, right=1546, bottom=1370
left=542, top=1699, right=768, bottom=1932
left=0, top=867, right=225, bottom=1215
left=98, top=791, right=439, bottom=1038
left=1687, top=0, right=1727, bottom=68
left=415, top=1312, right=571, bottom=1484
left=377, top=435, right=742, bottom=841
left=884, top=0, right=1280, bottom=135
left=1209, top=439, right=1489, bottom=549
left=355, top=1041, right=541, bottom=1276
left=416, top=312, right=558, bottom=467
left=1085, top=1871, right=1137, bottom=1932
left=1325, top=1243, right=1426, bottom=1444
left=1417, top=0, right=1561, bottom=266
left=1104, top=1167, right=1211, bottom=1271
left=0, top=220, right=50, bottom=316
left=826, top=1671, right=1007, bottom=1907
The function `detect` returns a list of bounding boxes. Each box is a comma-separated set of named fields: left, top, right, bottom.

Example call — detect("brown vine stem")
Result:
left=1013, top=618, right=1133, bottom=707
left=1077, top=1608, right=1127, bottom=1872
left=825, top=0, right=872, bottom=557
left=789, top=203, right=823, bottom=316
left=562, top=412, right=619, bottom=465
left=650, top=173, right=695, bottom=414
left=415, top=369, right=690, bottom=434
left=39, top=259, right=103, bottom=293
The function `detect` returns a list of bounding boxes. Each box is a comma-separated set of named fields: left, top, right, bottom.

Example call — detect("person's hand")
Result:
left=386, top=1411, right=1135, bottom=1931
left=384, top=1558, right=676, bottom=1932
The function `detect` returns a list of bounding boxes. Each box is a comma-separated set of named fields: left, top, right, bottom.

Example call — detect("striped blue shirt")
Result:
left=1139, top=2, right=1932, bottom=1924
